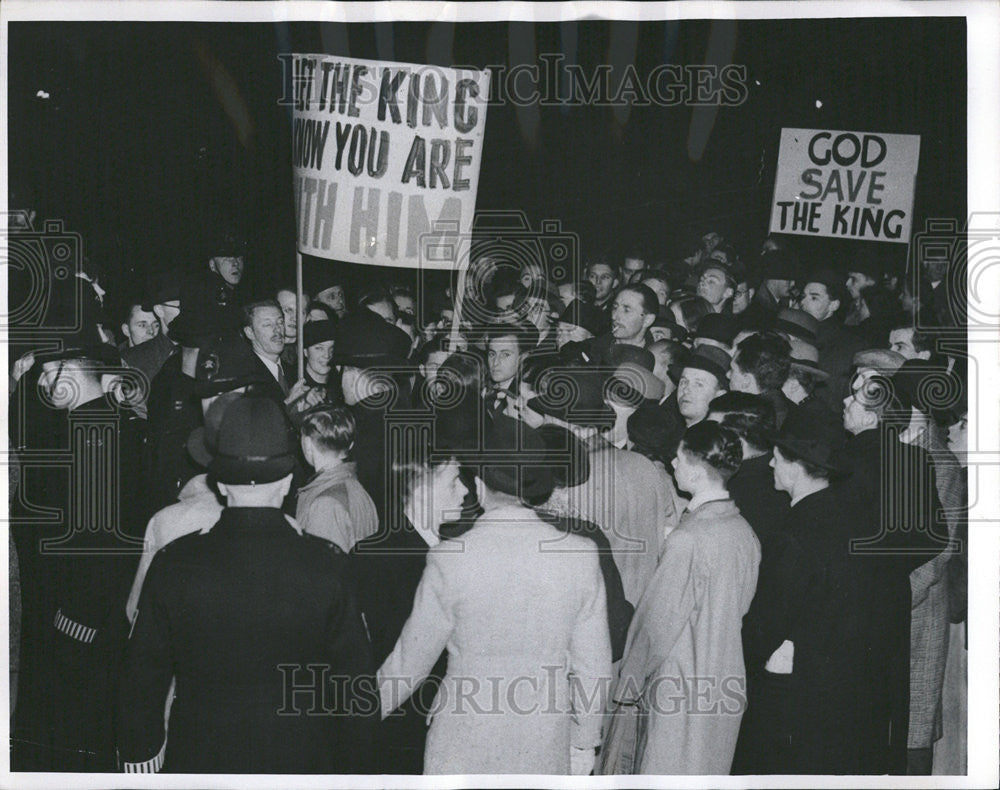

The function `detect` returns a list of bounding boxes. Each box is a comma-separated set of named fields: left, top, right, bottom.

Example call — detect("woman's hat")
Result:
left=303, top=319, right=337, bottom=349
left=208, top=395, right=297, bottom=484
left=770, top=402, right=850, bottom=475
left=331, top=310, right=412, bottom=367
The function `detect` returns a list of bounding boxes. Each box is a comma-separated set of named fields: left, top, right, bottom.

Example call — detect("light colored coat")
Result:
left=295, top=462, right=378, bottom=552
left=379, top=505, right=612, bottom=774
left=600, top=499, right=760, bottom=775
left=571, top=443, right=680, bottom=605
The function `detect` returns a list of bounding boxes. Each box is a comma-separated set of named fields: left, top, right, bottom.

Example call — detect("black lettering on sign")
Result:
left=378, top=69, right=408, bottom=124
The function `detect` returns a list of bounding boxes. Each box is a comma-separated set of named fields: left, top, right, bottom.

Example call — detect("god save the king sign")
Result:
left=287, top=54, right=490, bottom=268
left=769, top=128, right=920, bottom=244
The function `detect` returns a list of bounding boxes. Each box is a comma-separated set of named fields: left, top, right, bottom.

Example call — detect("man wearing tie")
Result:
left=483, top=322, right=538, bottom=422
left=242, top=300, right=290, bottom=398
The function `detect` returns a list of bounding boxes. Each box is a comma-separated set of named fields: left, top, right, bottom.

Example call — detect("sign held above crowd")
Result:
left=287, top=54, right=490, bottom=269
left=769, top=127, right=920, bottom=244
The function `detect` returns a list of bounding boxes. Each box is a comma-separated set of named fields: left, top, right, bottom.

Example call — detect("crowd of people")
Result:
left=7, top=226, right=968, bottom=776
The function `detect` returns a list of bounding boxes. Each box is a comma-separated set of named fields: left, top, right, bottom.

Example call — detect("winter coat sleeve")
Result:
left=377, top=547, right=454, bottom=717
left=614, top=528, right=697, bottom=705
left=116, top=552, right=174, bottom=772
left=568, top=550, right=612, bottom=749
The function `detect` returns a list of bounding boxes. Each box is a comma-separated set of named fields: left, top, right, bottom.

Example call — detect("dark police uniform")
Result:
left=116, top=507, right=375, bottom=774
left=10, top=393, right=145, bottom=771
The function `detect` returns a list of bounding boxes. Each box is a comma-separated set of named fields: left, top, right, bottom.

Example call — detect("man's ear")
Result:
left=641, top=312, right=656, bottom=333
left=121, top=323, right=131, bottom=342
left=216, top=481, right=229, bottom=499
left=724, top=286, right=735, bottom=301
left=473, top=476, right=487, bottom=506
left=243, top=325, right=254, bottom=343
left=828, top=299, right=841, bottom=315
left=916, top=350, right=932, bottom=361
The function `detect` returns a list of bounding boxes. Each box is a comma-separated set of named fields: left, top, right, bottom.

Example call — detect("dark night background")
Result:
left=7, top=17, right=966, bottom=321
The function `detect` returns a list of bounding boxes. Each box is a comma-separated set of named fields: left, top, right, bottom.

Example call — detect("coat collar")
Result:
left=299, top=462, right=359, bottom=496
left=211, top=507, right=299, bottom=536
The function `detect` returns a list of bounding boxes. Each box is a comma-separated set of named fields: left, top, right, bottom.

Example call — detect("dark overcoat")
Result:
left=116, top=507, right=375, bottom=774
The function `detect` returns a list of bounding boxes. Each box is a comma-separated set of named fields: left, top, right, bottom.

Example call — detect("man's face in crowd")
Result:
left=677, top=367, right=722, bottom=424
left=153, top=300, right=180, bottom=332
left=922, top=258, right=949, bottom=284
left=393, top=293, right=415, bottom=319
left=420, top=350, right=451, bottom=387
left=611, top=290, right=653, bottom=343
left=305, top=340, right=334, bottom=377
left=520, top=263, right=545, bottom=290
left=641, top=276, right=670, bottom=307
left=556, top=321, right=592, bottom=349
left=622, top=257, right=646, bottom=284
left=428, top=460, right=470, bottom=531
left=670, top=445, right=701, bottom=494
left=487, top=335, right=521, bottom=386
left=888, top=327, right=927, bottom=360
left=696, top=266, right=734, bottom=308
left=39, top=360, right=80, bottom=409
left=842, top=369, right=881, bottom=435
left=728, top=359, right=757, bottom=394
left=798, top=282, right=839, bottom=322
left=122, top=306, right=159, bottom=346
left=276, top=290, right=300, bottom=342
left=557, top=282, right=576, bottom=308
left=769, top=446, right=797, bottom=494
left=765, top=278, right=793, bottom=299
left=587, top=264, right=618, bottom=303
left=846, top=271, right=876, bottom=301
left=210, top=256, right=244, bottom=286
left=317, top=285, right=347, bottom=317
left=245, top=305, right=285, bottom=358
left=732, top=282, right=754, bottom=315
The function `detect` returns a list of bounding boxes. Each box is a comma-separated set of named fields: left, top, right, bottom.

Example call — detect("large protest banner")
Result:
left=769, top=128, right=920, bottom=244
left=289, top=54, right=490, bottom=269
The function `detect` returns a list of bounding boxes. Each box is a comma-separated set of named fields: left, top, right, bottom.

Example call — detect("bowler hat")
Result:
left=208, top=395, right=297, bottom=485
left=303, top=319, right=337, bottom=349
left=480, top=415, right=554, bottom=506
left=607, top=344, right=655, bottom=372
left=695, top=313, right=739, bottom=346
left=627, top=404, right=678, bottom=465
left=651, top=311, right=687, bottom=342
left=557, top=299, right=605, bottom=338
left=331, top=310, right=412, bottom=367
left=194, top=330, right=271, bottom=398
left=774, top=308, right=819, bottom=344
left=669, top=345, right=731, bottom=386
left=527, top=368, right=615, bottom=428
left=35, top=337, right=122, bottom=369
left=770, top=402, right=850, bottom=475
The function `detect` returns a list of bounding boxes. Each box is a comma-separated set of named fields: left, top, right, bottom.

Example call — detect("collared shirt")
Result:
left=255, top=351, right=282, bottom=383
left=684, top=489, right=731, bottom=513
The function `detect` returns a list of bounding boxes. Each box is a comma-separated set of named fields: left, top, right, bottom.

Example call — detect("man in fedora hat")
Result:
left=673, top=345, right=731, bottom=430
left=10, top=337, right=145, bottom=771
left=840, top=364, right=949, bottom=773
left=526, top=368, right=680, bottom=606
left=332, top=308, right=414, bottom=520
left=782, top=339, right=831, bottom=409
left=378, top=415, right=612, bottom=775
left=735, top=402, right=883, bottom=774
left=117, top=395, right=374, bottom=774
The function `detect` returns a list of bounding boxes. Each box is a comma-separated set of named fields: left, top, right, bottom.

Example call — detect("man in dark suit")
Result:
left=841, top=364, right=950, bottom=774
left=117, top=395, right=374, bottom=773
left=241, top=299, right=292, bottom=398
left=728, top=331, right=796, bottom=429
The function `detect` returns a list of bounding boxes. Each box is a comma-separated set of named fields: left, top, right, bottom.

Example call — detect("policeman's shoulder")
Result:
left=301, top=531, right=346, bottom=556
